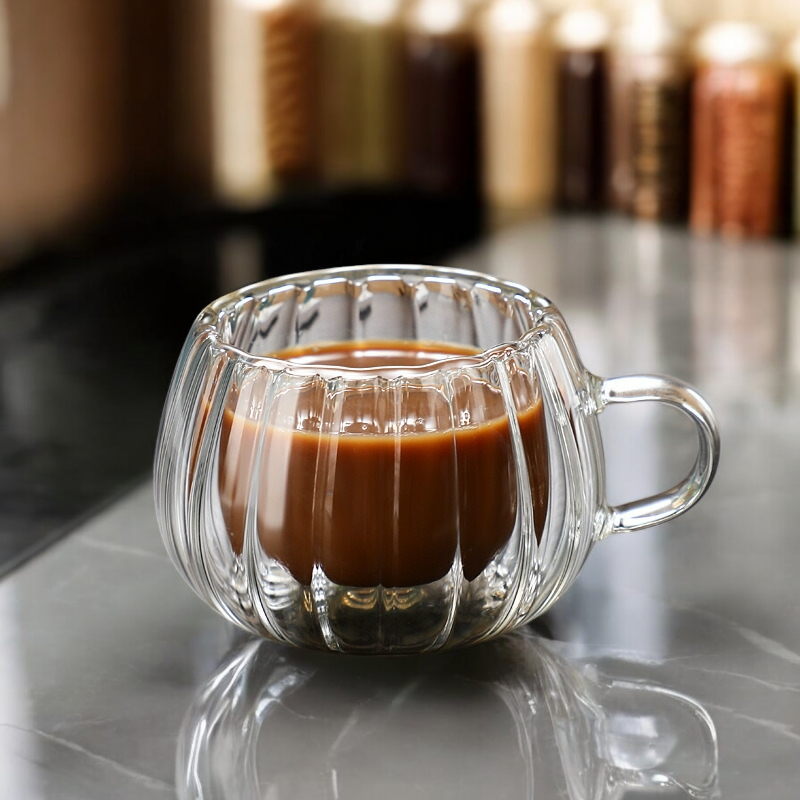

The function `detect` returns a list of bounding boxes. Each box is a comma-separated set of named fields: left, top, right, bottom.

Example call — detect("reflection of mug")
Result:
left=177, top=632, right=719, bottom=800
left=155, top=265, right=719, bottom=652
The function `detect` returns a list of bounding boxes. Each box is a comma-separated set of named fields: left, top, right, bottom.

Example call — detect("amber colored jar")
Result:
left=607, top=0, right=690, bottom=221
left=403, top=0, right=480, bottom=194
left=211, top=0, right=319, bottom=204
left=691, top=22, right=788, bottom=239
left=786, top=31, right=800, bottom=234
left=478, top=0, right=555, bottom=222
left=552, top=6, right=609, bottom=211
left=319, top=0, right=406, bottom=185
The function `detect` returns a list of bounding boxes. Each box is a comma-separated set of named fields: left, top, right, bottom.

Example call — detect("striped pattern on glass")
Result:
left=154, top=267, right=607, bottom=653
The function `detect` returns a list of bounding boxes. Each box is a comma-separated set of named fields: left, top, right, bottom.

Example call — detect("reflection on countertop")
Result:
left=178, top=631, right=718, bottom=800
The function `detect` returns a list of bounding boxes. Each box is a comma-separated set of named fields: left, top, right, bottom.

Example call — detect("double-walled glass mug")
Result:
left=154, top=265, right=719, bottom=653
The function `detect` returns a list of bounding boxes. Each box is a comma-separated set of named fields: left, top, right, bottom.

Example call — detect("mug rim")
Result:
left=200, top=264, right=556, bottom=379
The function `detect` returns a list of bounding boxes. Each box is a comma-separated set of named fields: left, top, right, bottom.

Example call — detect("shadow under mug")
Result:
left=176, top=631, right=719, bottom=800
left=154, top=265, right=719, bottom=653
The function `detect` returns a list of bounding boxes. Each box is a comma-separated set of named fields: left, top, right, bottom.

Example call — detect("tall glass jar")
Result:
left=403, top=0, right=481, bottom=194
left=690, top=21, right=788, bottom=238
left=553, top=4, right=610, bottom=212
left=211, top=0, right=319, bottom=204
left=478, top=0, right=555, bottom=223
left=319, top=0, right=406, bottom=185
left=607, top=0, right=690, bottom=221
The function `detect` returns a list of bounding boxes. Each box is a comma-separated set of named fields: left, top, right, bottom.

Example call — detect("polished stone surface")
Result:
left=2, top=216, right=800, bottom=798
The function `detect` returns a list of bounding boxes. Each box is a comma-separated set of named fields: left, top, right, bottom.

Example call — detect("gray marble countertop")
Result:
left=2, top=217, right=799, bottom=798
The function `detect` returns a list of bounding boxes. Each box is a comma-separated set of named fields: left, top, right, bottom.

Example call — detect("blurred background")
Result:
left=2, top=0, right=800, bottom=574
left=2, top=0, right=800, bottom=256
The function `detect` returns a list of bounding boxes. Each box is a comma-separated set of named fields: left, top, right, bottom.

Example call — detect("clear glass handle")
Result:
left=598, top=374, right=720, bottom=534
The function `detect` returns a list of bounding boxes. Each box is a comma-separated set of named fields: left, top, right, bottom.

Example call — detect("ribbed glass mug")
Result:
left=154, top=265, right=719, bottom=653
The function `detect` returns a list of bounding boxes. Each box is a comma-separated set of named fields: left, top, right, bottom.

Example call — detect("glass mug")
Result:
left=154, top=265, right=719, bottom=653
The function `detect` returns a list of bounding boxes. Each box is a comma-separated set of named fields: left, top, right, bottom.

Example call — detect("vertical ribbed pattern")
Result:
left=428, top=371, right=463, bottom=652
left=482, top=354, right=536, bottom=639
left=463, top=282, right=481, bottom=349
left=514, top=295, right=536, bottom=343
left=410, top=278, right=426, bottom=344
left=155, top=330, right=218, bottom=587
left=526, top=332, right=583, bottom=621
left=250, top=286, right=301, bottom=355
left=468, top=283, right=496, bottom=351
left=228, top=296, right=257, bottom=350
left=243, top=370, right=297, bottom=644
left=187, top=357, right=241, bottom=625
left=310, top=375, right=345, bottom=651
left=508, top=345, right=545, bottom=623
left=155, top=267, right=606, bottom=652
left=199, top=362, right=265, bottom=634
left=384, top=376, right=403, bottom=648
left=351, top=277, right=367, bottom=339
left=457, top=280, right=479, bottom=348
left=543, top=315, right=600, bottom=605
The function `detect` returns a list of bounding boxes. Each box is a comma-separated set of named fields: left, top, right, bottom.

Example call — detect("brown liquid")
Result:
left=212, top=341, right=549, bottom=588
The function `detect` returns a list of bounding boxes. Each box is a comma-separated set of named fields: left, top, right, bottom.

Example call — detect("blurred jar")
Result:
left=552, top=4, right=610, bottom=212
left=211, top=0, right=319, bottom=205
left=663, top=0, right=713, bottom=35
left=479, top=0, right=555, bottom=223
left=786, top=31, right=800, bottom=235
left=690, top=22, right=787, bottom=239
left=607, top=0, right=690, bottom=221
left=403, top=0, right=480, bottom=195
left=320, top=0, right=406, bottom=185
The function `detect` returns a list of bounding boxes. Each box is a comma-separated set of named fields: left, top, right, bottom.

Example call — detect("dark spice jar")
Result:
left=607, top=0, right=690, bottom=221
left=553, top=6, right=610, bottom=212
left=403, top=0, right=481, bottom=194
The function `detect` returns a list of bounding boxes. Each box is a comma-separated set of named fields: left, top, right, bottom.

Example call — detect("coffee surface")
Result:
left=214, top=341, right=549, bottom=587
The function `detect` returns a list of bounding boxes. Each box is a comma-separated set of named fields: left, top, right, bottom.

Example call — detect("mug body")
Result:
left=155, top=266, right=631, bottom=652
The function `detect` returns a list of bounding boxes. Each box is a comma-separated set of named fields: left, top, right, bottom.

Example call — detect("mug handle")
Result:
left=598, top=375, right=720, bottom=534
